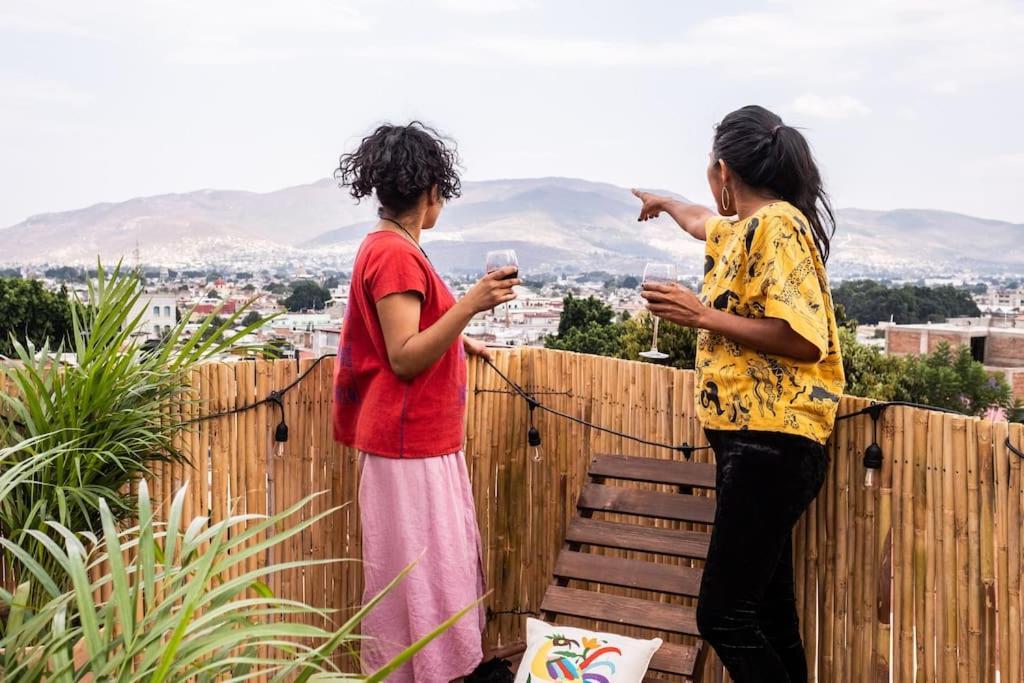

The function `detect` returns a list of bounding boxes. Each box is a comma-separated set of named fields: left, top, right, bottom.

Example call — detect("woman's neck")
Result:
left=377, top=211, right=424, bottom=243
left=732, top=190, right=781, bottom=222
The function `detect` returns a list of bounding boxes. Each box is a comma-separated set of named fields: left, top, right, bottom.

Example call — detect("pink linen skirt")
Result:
left=358, top=451, right=486, bottom=681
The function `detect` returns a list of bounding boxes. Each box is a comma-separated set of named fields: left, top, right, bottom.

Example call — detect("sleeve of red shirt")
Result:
left=363, top=239, right=430, bottom=302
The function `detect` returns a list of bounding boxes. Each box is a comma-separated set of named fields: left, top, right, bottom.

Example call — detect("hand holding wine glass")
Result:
left=639, top=262, right=676, bottom=360
left=485, top=249, right=519, bottom=327
left=463, top=267, right=519, bottom=314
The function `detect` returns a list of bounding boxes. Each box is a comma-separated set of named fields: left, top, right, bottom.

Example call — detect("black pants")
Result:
left=696, top=429, right=829, bottom=683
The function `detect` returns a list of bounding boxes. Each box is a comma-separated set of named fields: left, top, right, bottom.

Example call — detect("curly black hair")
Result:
left=334, top=121, right=462, bottom=215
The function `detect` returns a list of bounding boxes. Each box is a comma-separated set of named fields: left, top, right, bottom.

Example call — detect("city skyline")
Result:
left=2, top=0, right=1023, bottom=229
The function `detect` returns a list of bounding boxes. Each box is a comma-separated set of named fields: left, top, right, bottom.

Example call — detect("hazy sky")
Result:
left=2, top=0, right=1022, bottom=229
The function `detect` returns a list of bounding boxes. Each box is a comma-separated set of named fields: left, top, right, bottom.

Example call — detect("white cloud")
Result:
left=401, top=1, right=1024, bottom=91
left=0, top=0, right=371, bottom=65
left=788, top=94, right=872, bottom=119
left=931, top=80, right=960, bottom=95
left=965, top=152, right=1024, bottom=177
left=0, top=72, right=94, bottom=108
left=434, top=0, right=536, bottom=13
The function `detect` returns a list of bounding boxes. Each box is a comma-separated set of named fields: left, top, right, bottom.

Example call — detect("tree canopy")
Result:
left=545, top=294, right=697, bottom=370
left=832, top=280, right=980, bottom=325
left=547, top=292, right=1016, bottom=419
left=0, top=278, right=75, bottom=357
left=283, top=280, right=331, bottom=312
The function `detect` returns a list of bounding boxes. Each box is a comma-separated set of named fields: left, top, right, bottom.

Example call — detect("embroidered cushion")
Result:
left=515, top=617, right=662, bottom=682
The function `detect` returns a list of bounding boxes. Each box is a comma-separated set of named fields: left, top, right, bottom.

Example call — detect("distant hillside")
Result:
left=3, top=177, right=1022, bottom=276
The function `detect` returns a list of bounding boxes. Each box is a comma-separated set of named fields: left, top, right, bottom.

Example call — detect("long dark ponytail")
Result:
left=712, top=105, right=835, bottom=262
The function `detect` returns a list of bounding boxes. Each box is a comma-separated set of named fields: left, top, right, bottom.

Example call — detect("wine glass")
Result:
left=639, top=262, right=676, bottom=360
left=485, top=249, right=518, bottom=327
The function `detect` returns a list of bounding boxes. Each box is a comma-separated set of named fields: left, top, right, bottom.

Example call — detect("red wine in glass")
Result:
left=485, top=250, right=519, bottom=327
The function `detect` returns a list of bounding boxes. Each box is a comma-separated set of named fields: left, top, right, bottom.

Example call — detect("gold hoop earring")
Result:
left=721, top=186, right=732, bottom=213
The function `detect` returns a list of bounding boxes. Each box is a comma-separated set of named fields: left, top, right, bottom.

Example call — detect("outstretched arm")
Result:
left=632, top=189, right=715, bottom=241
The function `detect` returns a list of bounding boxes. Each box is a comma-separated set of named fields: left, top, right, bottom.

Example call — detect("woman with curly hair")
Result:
left=332, top=122, right=518, bottom=680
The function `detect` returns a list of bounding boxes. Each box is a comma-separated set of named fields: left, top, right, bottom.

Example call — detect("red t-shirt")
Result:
left=332, top=231, right=467, bottom=458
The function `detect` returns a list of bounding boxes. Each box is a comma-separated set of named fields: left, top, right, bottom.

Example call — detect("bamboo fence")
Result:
left=2, top=348, right=1023, bottom=681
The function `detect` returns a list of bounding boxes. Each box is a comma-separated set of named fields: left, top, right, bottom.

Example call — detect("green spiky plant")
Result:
left=0, top=261, right=266, bottom=607
left=0, top=476, right=479, bottom=681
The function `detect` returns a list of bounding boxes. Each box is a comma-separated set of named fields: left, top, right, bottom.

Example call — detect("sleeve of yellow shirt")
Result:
left=749, top=212, right=830, bottom=361
left=703, top=216, right=731, bottom=268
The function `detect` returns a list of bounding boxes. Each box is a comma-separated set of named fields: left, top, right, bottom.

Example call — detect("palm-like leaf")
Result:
left=1, top=481, right=474, bottom=680
left=0, top=261, right=266, bottom=606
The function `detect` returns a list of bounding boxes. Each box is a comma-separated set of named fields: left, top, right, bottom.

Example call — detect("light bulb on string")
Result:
left=527, top=400, right=542, bottom=463
left=528, top=424, right=543, bottom=462
left=863, top=404, right=884, bottom=488
left=270, top=391, right=288, bottom=458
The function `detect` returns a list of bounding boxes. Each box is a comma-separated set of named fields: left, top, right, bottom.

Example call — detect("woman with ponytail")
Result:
left=633, top=105, right=844, bottom=682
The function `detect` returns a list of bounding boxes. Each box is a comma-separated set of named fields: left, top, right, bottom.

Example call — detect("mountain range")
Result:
left=3, top=177, right=1022, bottom=277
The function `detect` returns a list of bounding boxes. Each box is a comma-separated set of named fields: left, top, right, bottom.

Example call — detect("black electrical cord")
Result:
left=483, top=357, right=709, bottom=459
left=1007, top=437, right=1023, bottom=460
left=11, top=348, right=1014, bottom=461
left=480, top=359, right=1024, bottom=462
left=186, top=353, right=337, bottom=443
left=835, top=400, right=964, bottom=421
left=188, top=353, right=335, bottom=421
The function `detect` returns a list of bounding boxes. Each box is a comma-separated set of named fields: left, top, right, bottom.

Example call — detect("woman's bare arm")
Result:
left=642, top=282, right=822, bottom=362
left=632, top=189, right=714, bottom=241
left=376, top=267, right=519, bottom=381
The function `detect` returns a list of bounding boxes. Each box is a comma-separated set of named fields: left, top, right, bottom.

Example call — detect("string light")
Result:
left=862, top=404, right=885, bottom=488
left=482, top=358, right=713, bottom=458
left=526, top=398, right=543, bottom=462
left=181, top=354, right=1021, bottom=475
left=269, top=390, right=288, bottom=457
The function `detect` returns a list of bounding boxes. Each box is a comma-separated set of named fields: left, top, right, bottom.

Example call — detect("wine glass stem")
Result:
left=650, top=317, right=661, bottom=352
left=505, top=303, right=511, bottom=327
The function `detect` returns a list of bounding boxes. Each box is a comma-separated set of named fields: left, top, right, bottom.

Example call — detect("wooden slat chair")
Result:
left=502, top=453, right=718, bottom=682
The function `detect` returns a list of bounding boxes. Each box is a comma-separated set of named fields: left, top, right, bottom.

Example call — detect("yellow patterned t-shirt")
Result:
left=696, top=201, right=845, bottom=444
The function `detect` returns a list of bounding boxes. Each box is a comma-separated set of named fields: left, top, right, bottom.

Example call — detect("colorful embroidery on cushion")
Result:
left=528, top=633, right=623, bottom=682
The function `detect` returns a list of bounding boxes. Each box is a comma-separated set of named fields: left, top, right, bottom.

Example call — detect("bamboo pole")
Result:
left=898, top=407, right=915, bottom=683
left=847, top=405, right=864, bottom=683
left=976, top=419, right=996, bottom=683
left=890, top=402, right=906, bottom=681
left=226, top=363, right=240, bottom=584
left=941, top=415, right=958, bottom=677
left=299, top=357, right=315, bottom=631
left=860, top=405, right=881, bottom=683
left=874, top=404, right=894, bottom=683
left=966, top=419, right=982, bottom=683
left=1007, top=422, right=1021, bottom=683
left=255, top=360, right=272, bottom=591
left=804, top=491, right=819, bottom=682
left=926, top=411, right=943, bottom=682
left=821, top=417, right=837, bottom=683
left=311, top=356, right=325, bottom=617
left=951, top=417, right=969, bottom=681
left=236, top=362, right=252, bottom=588
left=911, top=408, right=928, bottom=682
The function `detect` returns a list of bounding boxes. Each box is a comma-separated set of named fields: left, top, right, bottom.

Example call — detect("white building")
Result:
left=974, top=288, right=1024, bottom=314
left=130, top=293, right=178, bottom=339
left=272, top=313, right=335, bottom=333
left=311, top=326, right=341, bottom=358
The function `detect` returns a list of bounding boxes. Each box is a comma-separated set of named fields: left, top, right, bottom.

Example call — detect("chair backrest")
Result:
left=539, top=453, right=717, bottom=681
